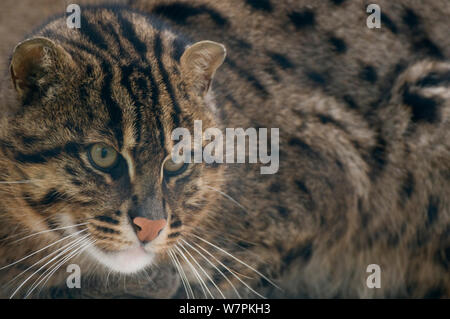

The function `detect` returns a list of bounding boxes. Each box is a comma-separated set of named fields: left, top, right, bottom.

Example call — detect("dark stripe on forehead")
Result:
left=120, top=65, right=142, bottom=143
left=133, top=79, right=146, bottom=144
left=62, top=20, right=124, bottom=149
left=99, top=61, right=124, bottom=150
left=79, top=14, right=109, bottom=51
left=147, top=67, right=166, bottom=149
left=102, top=22, right=127, bottom=57
left=102, top=15, right=144, bottom=145
left=117, top=12, right=148, bottom=57
left=99, top=16, right=145, bottom=146
left=154, top=33, right=182, bottom=128
left=49, top=31, right=125, bottom=150
left=116, top=13, right=166, bottom=148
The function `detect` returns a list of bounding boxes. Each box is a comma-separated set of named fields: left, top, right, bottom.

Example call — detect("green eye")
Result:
left=88, top=143, right=119, bottom=170
left=163, top=157, right=188, bottom=176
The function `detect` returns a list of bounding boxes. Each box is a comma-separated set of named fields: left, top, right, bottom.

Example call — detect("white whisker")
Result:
left=0, top=214, right=68, bottom=243
left=204, top=185, right=248, bottom=213
left=192, top=241, right=265, bottom=299
left=5, top=232, right=88, bottom=288
left=174, top=244, right=211, bottom=299
left=0, top=228, right=88, bottom=270
left=105, top=269, right=113, bottom=290
left=168, top=249, right=191, bottom=299
left=180, top=238, right=240, bottom=298
left=27, top=238, right=95, bottom=298
left=178, top=241, right=226, bottom=299
left=24, top=236, right=91, bottom=298
left=193, top=234, right=281, bottom=291
left=8, top=233, right=90, bottom=299
left=9, top=222, right=89, bottom=244
left=169, top=249, right=194, bottom=299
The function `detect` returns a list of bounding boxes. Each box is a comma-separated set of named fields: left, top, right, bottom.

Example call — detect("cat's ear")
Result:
left=10, top=37, right=74, bottom=101
left=180, top=40, right=226, bottom=96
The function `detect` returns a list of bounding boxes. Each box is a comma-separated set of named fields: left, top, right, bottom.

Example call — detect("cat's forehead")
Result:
left=37, top=7, right=186, bottom=65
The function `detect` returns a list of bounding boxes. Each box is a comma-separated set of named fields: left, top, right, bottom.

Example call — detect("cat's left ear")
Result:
left=180, top=40, right=226, bottom=96
left=10, top=37, right=74, bottom=101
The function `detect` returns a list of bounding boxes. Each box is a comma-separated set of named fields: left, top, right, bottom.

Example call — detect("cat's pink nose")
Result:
left=133, top=217, right=166, bottom=243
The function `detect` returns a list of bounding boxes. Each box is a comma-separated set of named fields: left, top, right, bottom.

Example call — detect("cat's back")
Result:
left=131, top=0, right=450, bottom=119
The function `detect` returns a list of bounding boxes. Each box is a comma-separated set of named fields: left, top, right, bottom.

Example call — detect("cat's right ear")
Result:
left=180, top=40, right=226, bottom=96
left=9, top=37, right=74, bottom=101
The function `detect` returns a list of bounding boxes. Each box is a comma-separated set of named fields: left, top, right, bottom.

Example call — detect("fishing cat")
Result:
left=0, top=0, right=449, bottom=298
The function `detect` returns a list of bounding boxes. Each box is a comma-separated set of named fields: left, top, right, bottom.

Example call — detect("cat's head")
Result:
left=2, top=11, right=226, bottom=274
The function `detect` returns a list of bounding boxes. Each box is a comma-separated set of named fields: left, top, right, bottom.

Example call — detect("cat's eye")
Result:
left=163, top=157, right=188, bottom=176
left=88, top=143, right=119, bottom=170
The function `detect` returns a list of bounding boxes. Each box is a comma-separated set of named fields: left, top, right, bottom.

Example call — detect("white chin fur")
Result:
left=87, top=245, right=155, bottom=274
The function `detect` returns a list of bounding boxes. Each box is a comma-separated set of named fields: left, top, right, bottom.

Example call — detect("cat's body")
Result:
left=0, top=0, right=449, bottom=298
